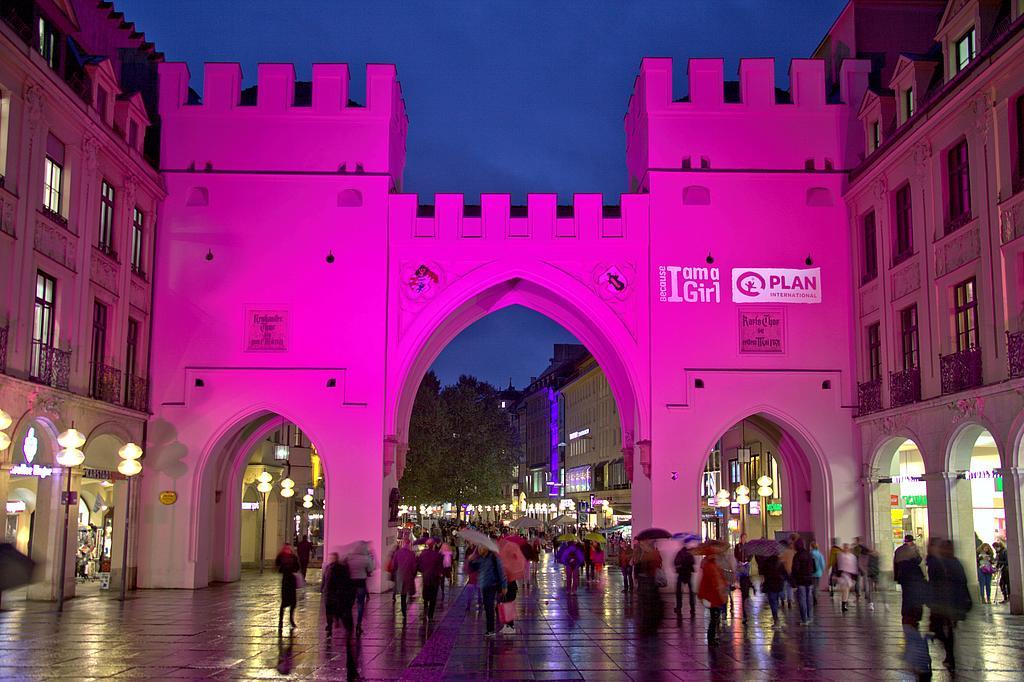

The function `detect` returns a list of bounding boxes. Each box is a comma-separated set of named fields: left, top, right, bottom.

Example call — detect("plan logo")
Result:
left=657, top=265, right=721, bottom=303
left=730, top=268, right=821, bottom=304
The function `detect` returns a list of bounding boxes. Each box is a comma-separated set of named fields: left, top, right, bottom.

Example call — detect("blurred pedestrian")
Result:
left=827, top=537, right=841, bottom=596
left=927, top=539, right=971, bottom=671
left=583, top=540, right=595, bottom=581
left=994, top=540, right=1010, bottom=603
left=417, top=539, right=445, bottom=621
left=977, top=542, right=995, bottom=604
left=440, top=542, right=454, bottom=599
left=734, top=534, right=753, bottom=623
left=275, top=543, right=300, bottom=634
left=344, top=541, right=374, bottom=633
left=464, top=547, right=483, bottom=611
left=894, top=534, right=929, bottom=680
left=561, top=542, right=584, bottom=594
left=809, top=540, right=825, bottom=605
left=635, top=538, right=665, bottom=632
left=498, top=537, right=526, bottom=634
left=757, top=552, right=786, bottom=624
left=618, top=540, right=634, bottom=593
left=779, top=536, right=797, bottom=608
left=592, top=543, right=605, bottom=576
left=836, top=543, right=858, bottom=613
left=697, top=544, right=729, bottom=645
left=469, top=544, right=506, bottom=637
left=674, top=544, right=696, bottom=616
left=391, top=539, right=417, bottom=620
left=296, top=535, right=313, bottom=579
left=791, top=538, right=815, bottom=625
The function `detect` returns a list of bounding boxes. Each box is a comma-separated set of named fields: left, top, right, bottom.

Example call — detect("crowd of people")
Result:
left=268, top=523, right=1006, bottom=681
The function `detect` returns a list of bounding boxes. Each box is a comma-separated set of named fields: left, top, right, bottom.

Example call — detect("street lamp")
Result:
left=56, top=425, right=87, bottom=612
left=0, top=408, right=12, bottom=451
left=735, top=484, right=750, bottom=534
left=257, top=471, right=273, bottom=573
left=757, top=475, right=774, bottom=537
left=117, top=442, right=142, bottom=601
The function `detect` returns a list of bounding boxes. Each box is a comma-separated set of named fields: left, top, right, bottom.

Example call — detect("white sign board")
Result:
left=731, top=268, right=821, bottom=304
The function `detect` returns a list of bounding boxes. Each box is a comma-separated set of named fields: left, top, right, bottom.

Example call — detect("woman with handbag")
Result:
left=977, top=542, right=995, bottom=604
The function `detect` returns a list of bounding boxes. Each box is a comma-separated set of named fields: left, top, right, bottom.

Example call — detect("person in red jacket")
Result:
left=697, top=547, right=729, bottom=646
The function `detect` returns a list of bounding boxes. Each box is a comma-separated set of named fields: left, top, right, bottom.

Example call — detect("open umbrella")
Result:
left=635, top=527, right=672, bottom=541
left=549, top=514, right=576, bottom=526
left=744, top=537, right=781, bottom=557
left=458, top=528, right=499, bottom=553
left=691, top=539, right=730, bottom=555
left=557, top=533, right=577, bottom=542
left=672, top=532, right=701, bottom=546
left=584, top=532, right=606, bottom=544
left=511, top=517, right=543, bottom=530
left=501, top=534, right=528, bottom=548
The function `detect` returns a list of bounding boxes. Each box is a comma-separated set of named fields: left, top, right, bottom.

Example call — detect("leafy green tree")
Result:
left=401, top=372, right=517, bottom=513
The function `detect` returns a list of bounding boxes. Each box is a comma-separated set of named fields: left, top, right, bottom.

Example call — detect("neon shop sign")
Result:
left=10, top=428, right=53, bottom=479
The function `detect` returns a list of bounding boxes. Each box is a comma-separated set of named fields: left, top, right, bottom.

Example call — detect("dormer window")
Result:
left=37, top=16, right=58, bottom=70
left=903, top=88, right=915, bottom=122
left=955, top=28, right=976, bottom=73
left=869, top=120, right=881, bottom=152
left=96, top=86, right=109, bottom=121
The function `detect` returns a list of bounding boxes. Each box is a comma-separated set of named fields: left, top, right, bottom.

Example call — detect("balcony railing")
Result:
left=858, top=377, right=883, bottom=416
left=1008, top=331, right=1024, bottom=379
left=944, top=211, right=973, bottom=236
left=889, top=367, right=921, bottom=408
left=29, top=343, right=71, bottom=391
left=940, top=348, right=983, bottom=395
left=90, top=363, right=122, bottom=405
left=125, top=374, right=149, bottom=412
left=0, top=324, right=8, bottom=374
left=1, top=3, right=34, bottom=45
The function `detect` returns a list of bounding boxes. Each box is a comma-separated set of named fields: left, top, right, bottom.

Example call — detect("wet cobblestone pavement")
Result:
left=0, top=555, right=1022, bottom=680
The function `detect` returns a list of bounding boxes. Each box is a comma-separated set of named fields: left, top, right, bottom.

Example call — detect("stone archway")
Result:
left=867, top=435, right=929, bottom=576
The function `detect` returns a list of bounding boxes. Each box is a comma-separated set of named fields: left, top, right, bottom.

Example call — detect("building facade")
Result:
left=0, top=0, right=162, bottom=600
left=828, top=0, right=1024, bottom=597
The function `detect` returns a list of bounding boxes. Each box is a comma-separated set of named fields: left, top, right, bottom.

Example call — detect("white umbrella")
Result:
left=549, top=514, right=576, bottom=526
left=458, top=528, right=499, bottom=553
left=511, top=517, right=543, bottom=529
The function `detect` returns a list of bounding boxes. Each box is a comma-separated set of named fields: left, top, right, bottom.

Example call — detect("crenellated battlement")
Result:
left=158, top=62, right=408, bottom=185
left=625, top=57, right=872, bottom=190
left=388, top=193, right=649, bottom=241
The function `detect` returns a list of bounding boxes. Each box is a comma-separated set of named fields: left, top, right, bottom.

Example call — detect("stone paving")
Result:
left=0, top=554, right=1022, bottom=680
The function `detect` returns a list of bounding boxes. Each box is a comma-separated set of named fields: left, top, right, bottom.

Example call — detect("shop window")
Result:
left=867, top=322, right=881, bottom=381
left=131, top=207, right=144, bottom=275
left=98, top=180, right=115, bottom=256
left=900, top=305, right=919, bottom=370
left=894, top=183, right=913, bottom=263
left=954, top=28, right=976, bottom=74
left=862, top=210, right=878, bottom=283
left=30, top=271, right=56, bottom=380
left=43, top=133, right=65, bottom=218
left=954, top=278, right=979, bottom=352
left=945, top=139, right=971, bottom=233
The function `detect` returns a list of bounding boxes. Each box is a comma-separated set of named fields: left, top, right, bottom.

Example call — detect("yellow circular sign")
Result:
left=159, top=491, right=178, bottom=505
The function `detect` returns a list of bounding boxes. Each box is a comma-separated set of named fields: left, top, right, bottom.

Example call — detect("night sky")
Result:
left=123, top=0, right=847, bottom=388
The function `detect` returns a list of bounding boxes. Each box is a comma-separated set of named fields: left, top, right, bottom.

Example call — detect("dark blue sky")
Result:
left=124, top=0, right=847, bottom=387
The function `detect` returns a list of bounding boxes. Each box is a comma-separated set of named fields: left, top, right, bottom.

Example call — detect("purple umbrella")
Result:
left=744, top=537, right=782, bottom=557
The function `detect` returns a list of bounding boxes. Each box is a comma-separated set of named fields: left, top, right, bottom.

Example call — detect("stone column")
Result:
left=27, top=468, right=78, bottom=601
left=1000, top=466, right=1024, bottom=614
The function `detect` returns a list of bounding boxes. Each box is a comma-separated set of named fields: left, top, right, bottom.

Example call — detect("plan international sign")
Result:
left=731, top=268, right=821, bottom=304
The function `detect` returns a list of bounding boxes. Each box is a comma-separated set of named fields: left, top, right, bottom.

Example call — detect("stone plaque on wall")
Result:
left=244, top=308, right=288, bottom=352
left=738, top=308, right=785, bottom=354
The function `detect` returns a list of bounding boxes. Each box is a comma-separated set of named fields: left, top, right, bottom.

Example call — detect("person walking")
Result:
left=827, top=537, right=842, bottom=596
left=469, top=544, right=506, bottom=637
left=592, top=543, right=605, bottom=577
left=757, top=552, right=786, bottom=624
left=977, top=542, right=995, bottom=604
left=927, top=539, right=972, bottom=671
left=464, top=547, right=483, bottom=612
left=618, top=541, right=635, bottom=593
left=275, top=543, right=300, bottom=634
left=322, top=551, right=358, bottom=680
left=390, top=539, right=417, bottom=620
left=779, top=537, right=797, bottom=608
left=791, top=538, right=815, bottom=625
left=417, top=539, right=445, bottom=621
left=734, top=534, right=753, bottom=623
left=635, top=538, right=665, bottom=632
left=344, top=541, right=374, bottom=633
left=439, top=542, right=454, bottom=599
left=836, top=543, right=858, bottom=613
left=674, top=544, right=696, bottom=616
left=583, top=540, right=595, bottom=582
left=894, top=534, right=930, bottom=680
left=809, top=540, right=825, bottom=605
left=498, top=537, right=526, bottom=634
left=296, top=535, right=313, bottom=579
left=697, top=546, right=729, bottom=646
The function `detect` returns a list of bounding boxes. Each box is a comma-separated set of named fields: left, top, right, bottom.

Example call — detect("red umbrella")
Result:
left=501, top=534, right=527, bottom=547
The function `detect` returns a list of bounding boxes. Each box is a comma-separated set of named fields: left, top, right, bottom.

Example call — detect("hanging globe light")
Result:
left=117, top=458, right=142, bottom=477
left=736, top=493, right=751, bottom=505
left=0, top=408, right=12, bottom=430
left=118, top=442, right=143, bottom=460
left=257, top=471, right=273, bottom=484
left=758, top=486, right=774, bottom=497
left=302, top=499, right=313, bottom=509
left=257, top=480, right=273, bottom=494
left=302, top=494, right=313, bottom=503
left=280, top=487, right=295, bottom=498
left=0, top=432, right=10, bottom=451
left=56, top=447, right=85, bottom=467
left=735, top=484, right=750, bottom=496
left=757, top=476, right=773, bottom=488
left=280, top=477, right=295, bottom=489
left=57, top=427, right=86, bottom=450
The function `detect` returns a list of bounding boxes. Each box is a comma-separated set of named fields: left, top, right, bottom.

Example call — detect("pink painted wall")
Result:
left=142, top=55, right=872, bottom=589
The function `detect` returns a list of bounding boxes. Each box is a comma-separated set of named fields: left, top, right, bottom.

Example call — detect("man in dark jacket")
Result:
left=790, top=538, right=816, bottom=625
left=296, top=535, right=313, bottom=579
left=417, top=539, right=446, bottom=621
left=927, top=539, right=971, bottom=671
left=674, top=545, right=696, bottom=616
left=322, top=552, right=358, bottom=679
left=893, top=535, right=927, bottom=628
